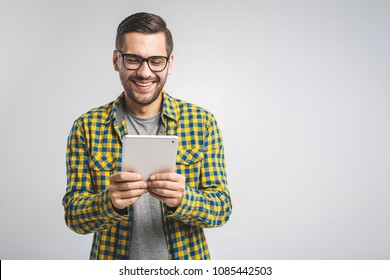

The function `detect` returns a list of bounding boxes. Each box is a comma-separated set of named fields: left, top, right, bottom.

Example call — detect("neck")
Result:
left=124, top=93, right=163, bottom=118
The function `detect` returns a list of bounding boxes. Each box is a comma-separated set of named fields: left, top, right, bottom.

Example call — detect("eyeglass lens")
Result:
left=123, top=54, right=168, bottom=72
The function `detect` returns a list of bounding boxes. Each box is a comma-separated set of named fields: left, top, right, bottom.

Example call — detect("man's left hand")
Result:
left=147, top=172, right=185, bottom=208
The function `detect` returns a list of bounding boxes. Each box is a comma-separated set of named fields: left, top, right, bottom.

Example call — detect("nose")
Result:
left=137, top=61, right=153, bottom=79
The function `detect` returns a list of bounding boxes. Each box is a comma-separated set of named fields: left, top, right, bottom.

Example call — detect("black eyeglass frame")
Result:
left=116, top=50, right=170, bottom=72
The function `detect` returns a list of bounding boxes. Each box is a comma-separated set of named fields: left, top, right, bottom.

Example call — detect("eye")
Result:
left=149, top=57, right=166, bottom=66
left=125, top=55, right=141, bottom=64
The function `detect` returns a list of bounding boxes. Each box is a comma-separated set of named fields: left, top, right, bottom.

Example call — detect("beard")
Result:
left=121, top=72, right=168, bottom=106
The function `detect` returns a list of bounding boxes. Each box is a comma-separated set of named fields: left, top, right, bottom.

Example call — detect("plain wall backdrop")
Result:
left=0, top=0, right=389, bottom=259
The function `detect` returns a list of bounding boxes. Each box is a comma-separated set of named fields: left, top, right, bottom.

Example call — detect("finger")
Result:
left=149, top=191, right=182, bottom=208
left=111, top=171, right=141, bottom=183
left=112, top=188, right=149, bottom=200
left=148, top=179, right=185, bottom=192
left=149, top=172, right=179, bottom=182
left=112, top=195, right=144, bottom=209
left=112, top=180, right=148, bottom=191
left=148, top=187, right=177, bottom=198
left=148, top=179, right=171, bottom=190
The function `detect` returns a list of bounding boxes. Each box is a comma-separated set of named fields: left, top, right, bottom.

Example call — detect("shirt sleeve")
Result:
left=168, top=114, right=232, bottom=228
left=62, top=119, right=127, bottom=234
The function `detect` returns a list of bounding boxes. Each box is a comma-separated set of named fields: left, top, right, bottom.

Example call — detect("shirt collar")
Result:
left=161, top=90, right=179, bottom=122
left=104, top=90, right=179, bottom=125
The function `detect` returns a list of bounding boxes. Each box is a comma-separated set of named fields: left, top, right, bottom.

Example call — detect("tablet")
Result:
left=122, top=135, right=178, bottom=180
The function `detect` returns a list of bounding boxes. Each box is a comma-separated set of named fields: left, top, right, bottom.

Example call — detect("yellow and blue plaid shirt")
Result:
left=62, top=91, right=232, bottom=259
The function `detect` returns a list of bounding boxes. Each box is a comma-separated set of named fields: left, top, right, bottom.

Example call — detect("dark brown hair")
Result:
left=116, top=12, right=174, bottom=55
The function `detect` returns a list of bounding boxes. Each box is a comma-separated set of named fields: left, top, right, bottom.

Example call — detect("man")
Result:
left=62, top=12, right=232, bottom=260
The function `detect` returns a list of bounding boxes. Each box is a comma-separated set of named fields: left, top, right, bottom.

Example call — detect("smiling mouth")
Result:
left=135, top=81, right=153, bottom=87
left=133, top=80, right=155, bottom=88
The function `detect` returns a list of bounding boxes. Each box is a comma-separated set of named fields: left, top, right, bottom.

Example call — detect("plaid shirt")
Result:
left=62, top=91, right=232, bottom=259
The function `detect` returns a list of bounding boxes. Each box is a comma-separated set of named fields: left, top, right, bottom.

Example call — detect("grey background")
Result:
left=1, top=0, right=389, bottom=259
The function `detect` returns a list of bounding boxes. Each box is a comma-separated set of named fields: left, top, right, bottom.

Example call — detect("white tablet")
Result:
left=122, top=135, right=178, bottom=180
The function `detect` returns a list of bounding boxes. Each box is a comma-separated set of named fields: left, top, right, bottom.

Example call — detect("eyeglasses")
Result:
left=116, top=50, right=170, bottom=72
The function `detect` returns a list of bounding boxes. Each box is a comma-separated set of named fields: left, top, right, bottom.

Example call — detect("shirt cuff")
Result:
left=98, top=189, right=129, bottom=221
left=167, top=185, right=197, bottom=218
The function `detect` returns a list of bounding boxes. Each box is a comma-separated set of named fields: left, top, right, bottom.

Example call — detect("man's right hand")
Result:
left=109, top=171, right=148, bottom=210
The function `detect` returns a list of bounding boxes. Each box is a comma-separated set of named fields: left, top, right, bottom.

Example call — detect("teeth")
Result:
left=135, top=81, right=153, bottom=87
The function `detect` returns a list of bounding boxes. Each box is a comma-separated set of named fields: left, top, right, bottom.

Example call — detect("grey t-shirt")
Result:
left=124, top=108, right=169, bottom=260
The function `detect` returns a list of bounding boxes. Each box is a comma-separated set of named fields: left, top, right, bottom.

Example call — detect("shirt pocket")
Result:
left=89, top=154, right=117, bottom=192
left=176, top=147, right=204, bottom=188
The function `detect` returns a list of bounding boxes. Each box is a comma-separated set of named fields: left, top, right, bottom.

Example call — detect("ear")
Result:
left=113, top=50, right=119, bottom=72
left=167, top=54, right=174, bottom=75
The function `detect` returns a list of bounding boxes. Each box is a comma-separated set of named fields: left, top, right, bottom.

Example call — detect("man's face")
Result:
left=113, top=32, right=173, bottom=108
